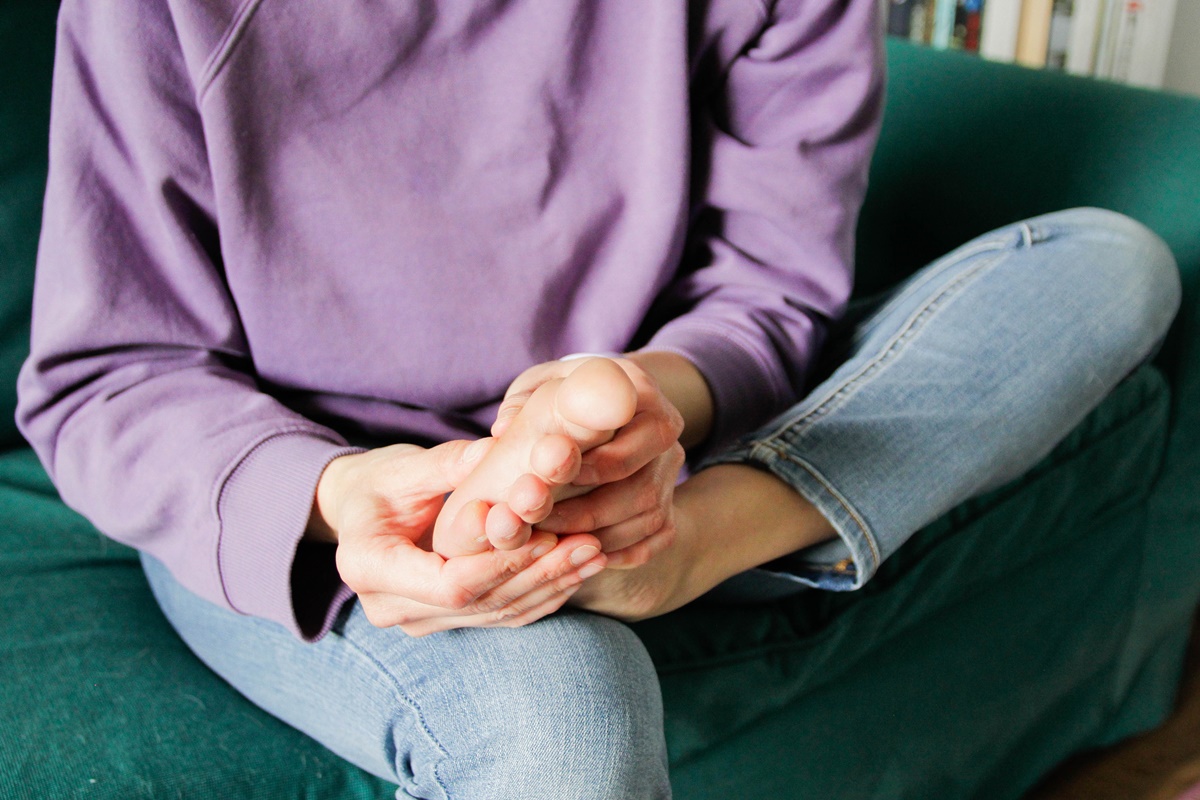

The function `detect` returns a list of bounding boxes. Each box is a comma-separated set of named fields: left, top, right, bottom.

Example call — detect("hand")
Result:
left=569, top=464, right=838, bottom=622
left=310, top=440, right=607, bottom=636
left=492, top=357, right=687, bottom=567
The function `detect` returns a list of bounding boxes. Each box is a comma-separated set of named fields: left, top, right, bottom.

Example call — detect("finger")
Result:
left=539, top=444, right=682, bottom=534
left=338, top=536, right=468, bottom=612
left=399, top=583, right=582, bottom=637
left=485, top=502, right=533, bottom=550
left=490, top=393, right=531, bottom=437
left=471, top=533, right=605, bottom=613
left=409, top=437, right=495, bottom=493
left=436, top=531, right=602, bottom=604
left=369, top=535, right=602, bottom=630
left=590, top=505, right=670, bottom=555
left=345, top=530, right=553, bottom=611
left=603, top=521, right=677, bottom=569
left=575, top=414, right=682, bottom=486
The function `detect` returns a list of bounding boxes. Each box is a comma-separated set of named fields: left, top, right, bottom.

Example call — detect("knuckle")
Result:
left=668, top=441, right=685, bottom=467
left=576, top=507, right=600, bottom=533
left=438, top=584, right=476, bottom=611
left=490, top=604, right=525, bottom=625
left=636, top=482, right=659, bottom=511
left=646, top=506, right=669, bottom=532
left=621, top=543, right=652, bottom=567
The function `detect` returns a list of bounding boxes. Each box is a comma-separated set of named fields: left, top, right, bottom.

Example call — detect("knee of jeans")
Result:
left=1038, top=207, right=1181, bottom=362
left=397, top=613, right=668, bottom=799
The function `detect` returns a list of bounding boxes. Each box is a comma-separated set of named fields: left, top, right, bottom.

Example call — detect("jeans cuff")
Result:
left=702, top=440, right=882, bottom=591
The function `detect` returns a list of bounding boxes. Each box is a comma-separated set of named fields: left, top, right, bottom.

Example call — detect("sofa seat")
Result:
left=1, top=363, right=1182, bottom=799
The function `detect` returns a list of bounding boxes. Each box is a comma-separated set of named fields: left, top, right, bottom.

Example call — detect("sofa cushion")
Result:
left=0, top=364, right=1175, bottom=799
left=0, top=448, right=395, bottom=799
left=643, top=364, right=1176, bottom=798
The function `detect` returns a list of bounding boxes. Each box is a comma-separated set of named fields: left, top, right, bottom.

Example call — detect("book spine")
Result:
left=1127, top=0, right=1178, bottom=87
left=1093, top=0, right=1124, bottom=78
left=1109, top=1, right=1142, bottom=82
left=1066, top=0, right=1104, bottom=75
left=1016, top=0, right=1055, bottom=67
left=932, top=0, right=959, bottom=47
left=963, top=0, right=985, bottom=51
left=1046, top=0, right=1074, bottom=69
left=980, top=0, right=1023, bottom=61
left=910, top=0, right=931, bottom=42
left=887, top=0, right=916, bottom=36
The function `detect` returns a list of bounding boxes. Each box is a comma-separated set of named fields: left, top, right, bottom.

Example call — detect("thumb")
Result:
left=491, top=395, right=528, bottom=437
left=427, top=438, right=494, bottom=489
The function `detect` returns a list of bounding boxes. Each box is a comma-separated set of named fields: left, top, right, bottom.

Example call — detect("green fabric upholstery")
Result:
left=3, top=18, right=1199, bottom=800
left=0, top=3, right=54, bottom=451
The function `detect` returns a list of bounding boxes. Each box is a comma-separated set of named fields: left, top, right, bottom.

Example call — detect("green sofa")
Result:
left=3, top=4, right=1199, bottom=798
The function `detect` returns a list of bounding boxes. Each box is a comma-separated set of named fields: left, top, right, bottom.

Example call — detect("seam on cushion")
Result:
left=654, top=369, right=1168, bottom=677
left=198, top=0, right=265, bottom=102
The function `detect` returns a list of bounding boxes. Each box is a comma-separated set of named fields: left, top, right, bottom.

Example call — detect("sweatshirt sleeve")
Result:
left=15, top=2, right=358, bottom=641
left=645, top=0, right=885, bottom=452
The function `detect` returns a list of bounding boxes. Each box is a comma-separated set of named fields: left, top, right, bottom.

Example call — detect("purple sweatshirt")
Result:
left=17, top=0, right=883, bottom=640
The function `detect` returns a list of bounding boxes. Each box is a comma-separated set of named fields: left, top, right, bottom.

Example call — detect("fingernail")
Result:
left=569, top=545, right=600, bottom=566
left=531, top=541, right=554, bottom=559
left=577, top=562, right=604, bottom=579
left=576, top=465, right=598, bottom=485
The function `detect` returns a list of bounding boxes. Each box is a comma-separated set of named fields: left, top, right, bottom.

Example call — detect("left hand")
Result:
left=492, top=357, right=686, bottom=568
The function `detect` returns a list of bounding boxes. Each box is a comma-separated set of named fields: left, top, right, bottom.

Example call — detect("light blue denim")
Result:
left=143, top=207, right=1180, bottom=798
left=707, top=206, right=1180, bottom=599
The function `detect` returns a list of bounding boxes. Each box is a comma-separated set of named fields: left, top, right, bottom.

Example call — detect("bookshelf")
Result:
left=882, top=0, right=1199, bottom=97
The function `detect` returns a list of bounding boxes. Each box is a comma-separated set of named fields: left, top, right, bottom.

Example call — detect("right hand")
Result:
left=309, top=439, right=607, bottom=637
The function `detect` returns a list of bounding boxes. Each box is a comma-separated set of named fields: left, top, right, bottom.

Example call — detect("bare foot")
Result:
left=568, top=464, right=839, bottom=622
left=433, top=358, right=638, bottom=557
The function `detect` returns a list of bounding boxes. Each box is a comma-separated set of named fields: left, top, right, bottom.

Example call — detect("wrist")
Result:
left=624, top=350, right=714, bottom=450
left=307, top=453, right=355, bottom=544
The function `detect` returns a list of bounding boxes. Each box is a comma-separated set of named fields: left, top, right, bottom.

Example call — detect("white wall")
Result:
left=1164, top=0, right=1200, bottom=97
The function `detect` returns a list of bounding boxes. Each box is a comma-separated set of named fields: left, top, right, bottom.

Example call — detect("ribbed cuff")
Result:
left=216, top=429, right=364, bottom=641
left=645, top=319, right=794, bottom=455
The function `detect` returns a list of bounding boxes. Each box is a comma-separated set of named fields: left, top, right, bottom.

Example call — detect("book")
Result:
left=1046, top=0, right=1074, bottom=69
left=1066, top=0, right=1105, bottom=75
left=1127, top=0, right=1179, bottom=87
left=980, top=0, right=1023, bottom=61
left=961, top=0, right=985, bottom=51
left=1016, top=0, right=1055, bottom=67
left=932, top=0, right=958, bottom=48
left=1094, top=0, right=1125, bottom=77
left=1108, top=0, right=1145, bottom=81
left=887, top=0, right=917, bottom=37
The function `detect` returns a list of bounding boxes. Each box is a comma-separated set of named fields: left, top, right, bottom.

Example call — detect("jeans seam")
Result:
left=753, top=440, right=882, bottom=572
left=850, top=235, right=1014, bottom=344
left=758, top=246, right=1013, bottom=445
left=336, top=621, right=453, bottom=799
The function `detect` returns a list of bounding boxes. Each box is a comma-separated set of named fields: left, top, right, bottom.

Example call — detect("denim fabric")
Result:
left=142, top=207, right=1179, bottom=797
left=707, top=207, right=1180, bottom=597
left=142, top=554, right=669, bottom=799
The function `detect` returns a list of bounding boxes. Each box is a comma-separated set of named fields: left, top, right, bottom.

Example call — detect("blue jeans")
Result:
left=143, top=207, right=1180, bottom=799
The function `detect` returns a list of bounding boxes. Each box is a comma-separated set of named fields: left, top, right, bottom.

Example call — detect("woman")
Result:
left=18, top=0, right=1178, bottom=797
